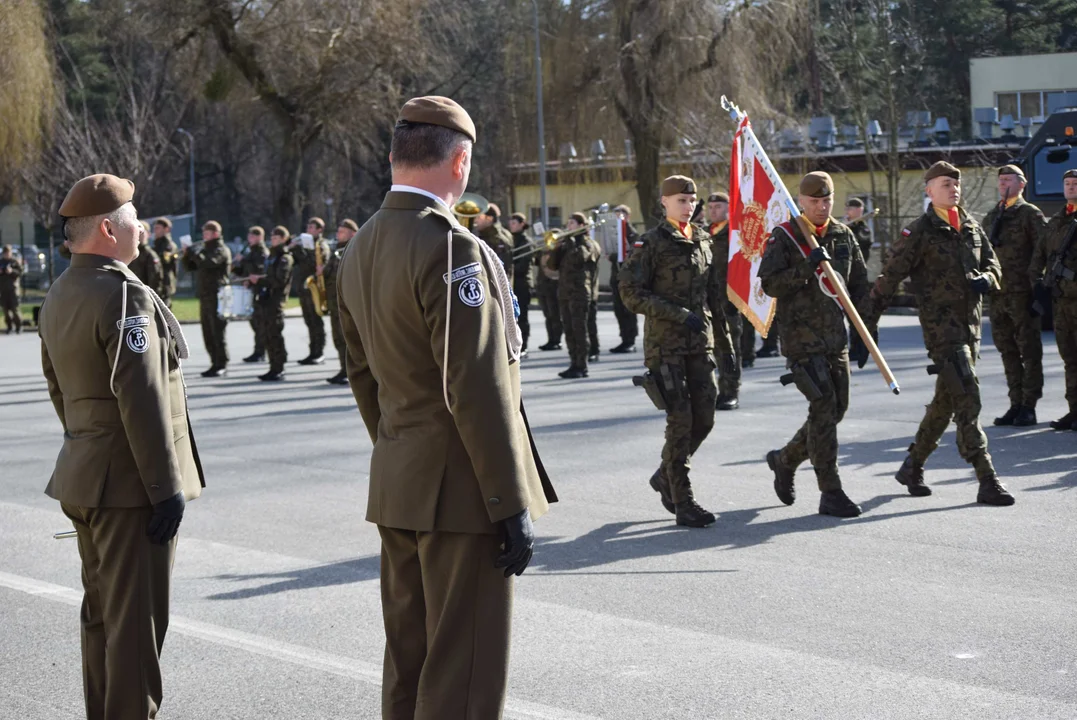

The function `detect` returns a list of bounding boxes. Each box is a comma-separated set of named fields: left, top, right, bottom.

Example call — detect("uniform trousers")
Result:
left=299, top=287, right=326, bottom=356
left=378, top=526, right=512, bottom=720
left=989, top=292, right=1043, bottom=408
left=260, top=306, right=288, bottom=372
left=536, top=279, right=562, bottom=345
left=779, top=353, right=849, bottom=492
left=513, top=281, right=531, bottom=349
left=655, top=353, right=718, bottom=503
left=587, top=299, right=599, bottom=355
left=559, top=293, right=590, bottom=368
left=61, top=503, right=175, bottom=720
left=718, top=303, right=743, bottom=398
left=329, top=307, right=346, bottom=372
left=249, top=304, right=266, bottom=356
left=1055, top=298, right=1077, bottom=413
left=610, top=260, right=638, bottom=344
left=2, top=289, right=20, bottom=332
left=199, top=297, right=228, bottom=367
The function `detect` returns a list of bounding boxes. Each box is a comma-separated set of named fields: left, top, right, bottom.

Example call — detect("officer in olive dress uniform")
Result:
left=152, top=218, right=178, bottom=308
left=336, top=96, right=556, bottom=720
left=183, top=221, right=232, bottom=377
left=42, top=174, right=204, bottom=720
left=324, top=218, right=358, bottom=385
left=235, top=226, right=269, bottom=363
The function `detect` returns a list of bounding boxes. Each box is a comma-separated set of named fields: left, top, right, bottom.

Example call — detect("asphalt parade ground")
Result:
left=1, top=311, right=1075, bottom=719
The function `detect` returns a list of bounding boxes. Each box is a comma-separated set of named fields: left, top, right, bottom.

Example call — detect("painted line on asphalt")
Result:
left=0, top=570, right=602, bottom=720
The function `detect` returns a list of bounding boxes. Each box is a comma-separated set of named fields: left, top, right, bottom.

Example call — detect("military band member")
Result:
left=1030, top=168, right=1077, bottom=431
left=0, top=244, right=23, bottom=334
left=250, top=226, right=294, bottom=381
left=549, top=211, right=602, bottom=378
left=983, top=165, right=1047, bottom=427
left=42, top=174, right=204, bottom=720
left=759, top=172, right=867, bottom=518
left=183, top=220, right=232, bottom=377
left=608, top=204, right=639, bottom=353
left=536, top=235, right=563, bottom=351
left=474, top=202, right=515, bottom=285
left=509, top=211, right=534, bottom=356
left=844, top=198, right=873, bottom=261
left=706, top=192, right=742, bottom=410
left=152, top=218, right=178, bottom=308
left=293, top=216, right=330, bottom=365
left=128, top=221, right=163, bottom=296
left=337, top=96, right=556, bottom=719
left=865, top=161, right=1014, bottom=505
left=235, top=226, right=269, bottom=363
left=324, top=218, right=357, bottom=385
left=620, top=175, right=736, bottom=528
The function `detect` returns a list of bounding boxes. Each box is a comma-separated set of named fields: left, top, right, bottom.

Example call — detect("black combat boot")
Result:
left=1013, top=406, right=1037, bottom=427
left=895, top=454, right=932, bottom=496
left=1049, top=412, right=1074, bottom=431
left=675, top=499, right=716, bottom=528
left=716, top=395, right=739, bottom=411
left=819, top=489, right=862, bottom=518
left=993, top=405, right=1020, bottom=426
left=559, top=366, right=587, bottom=379
left=326, top=371, right=348, bottom=385
left=766, top=450, right=795, bottom=506
left=298, top=354, right=325, bottom=366
left=200, top=365, right=220, bottom=378
left=259, top=369, right=285, bottom=381
left=203, top=366, right=227, bottom=378
left=588, top=350, right=600, bottom=362
left=757, top=345, right=779, bottom=358
left=609, top=342, right=636, bottom=354
left=977, top=475, right=1015, bottom=506
left=649, top=469, right=675, bottom=514
left=243, top=352, right=265, bottom=363
left=539, top=341, right=562, bottom=351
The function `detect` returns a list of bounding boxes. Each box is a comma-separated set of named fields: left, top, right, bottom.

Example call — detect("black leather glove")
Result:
left=849, top=329, right=873, bottom=369
left=684, top=312, right=705, bottom=334
left=969, top=274, right=992, bottom=295
left=147, top=492, right=185, bottom=545
left=807, top=246, right=831, bottom=268
left=494, top=509, right=534, bottom=577
left=721, top=353, right=739, bottom=379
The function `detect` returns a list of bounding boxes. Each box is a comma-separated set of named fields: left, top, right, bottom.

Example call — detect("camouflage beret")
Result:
left=484, top=202, right=501, bottom=219
left=661, top=175, right=697, bottom=197
left=799, top=171, right=834, bottom=198
left=271, top=225, right=290, bottom=238
left=154, top=217, right=172, bottom=229
left=707, top=192, right=730, bottom=203
left=998, top=164, right=1026, bottom=181
left=612, top=204, right=632, bottom=215
left=203, top=220, right=222, bottom=233
left=58, top=174, right=135, bottom=218
left=509, top=212, right=528, bottom=226
left=397, top=96, right=477, bottom=143
left=924, top=161, right=961, bottom=183
left=569, top=211, right=589, bottom=226
left=248, top=225, right=265, bottom=237
left=339, top=218, right=359, bottom=232
left=307, top=216, right=325, bottom=229
left=1064, top=169, right=1077, bottom=180
left=845, top=197, right=864, bottom=208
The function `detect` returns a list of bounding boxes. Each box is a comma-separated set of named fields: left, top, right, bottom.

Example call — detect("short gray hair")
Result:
left=66, top=203, right=137, bottom=244
left=391, top=123, right=471, bottom=169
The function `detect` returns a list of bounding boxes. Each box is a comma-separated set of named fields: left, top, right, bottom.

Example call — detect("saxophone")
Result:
left=304, top=238, right=328, bottom=316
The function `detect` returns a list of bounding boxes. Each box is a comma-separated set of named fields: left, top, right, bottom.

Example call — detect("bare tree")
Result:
left=0, top=0, right=54, bottom=197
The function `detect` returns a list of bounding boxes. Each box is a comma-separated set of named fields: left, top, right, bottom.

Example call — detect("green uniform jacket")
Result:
left=323, top=241, right=348, bottom=315
left=256, top=244, right=294, bottom=308
left=336, top=191, right=556, bottom=535
left=39, top=253, right=205, bottom=507
left=128, top=242, right=163, bottom=295
left=154, top=234, right=178, bottom=297
left=512, top=230, right=535, bottom=289
left=183, top=239, right=232, bottom=299
left=847, top=220, right=872, bottom=260
left=0, top=257, right=22, bottom=298
left=479, top=222, right=516, bottom=286
left=292, top=235, right=332, bottom=286
left=868, top=207, right=1001, bottom=354
left=549, top=232, right=601, bottom=301
left=982, top=197, right=1047, bottom=294
left=619, top=220, right=734, bottom=366
left=1030, top=205, right=1077, bottom=300
left=758, top=218, right=868, bottom=359
left=234, top=243, right=268, bottom=280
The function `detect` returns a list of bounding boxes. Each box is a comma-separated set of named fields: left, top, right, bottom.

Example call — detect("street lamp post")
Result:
left=532, top=0, right=549, bottom=229
left=176, top=128, right=196, bottom=233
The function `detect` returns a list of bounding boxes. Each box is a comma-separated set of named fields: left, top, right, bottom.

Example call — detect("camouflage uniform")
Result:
left=758, top=219, right=868, bottom=492
left=292, top=234, right=330, bottom=358
left=609, top=224, right=641, bottom=348
left=183, top=239, right=232, bottom=368
left=128, top=241, right=163, bottom=296
left=710, top=222, right=742, bottom=399
left=256, top=244, right=294, bottom=373
left=619, top=220, right=734, bottom=504
left=867, top=206, right=1002, bottom=479
left=1030, top=204, right=1077, bottom=420
left=536, top=253, right=562, bottom=346
left=848, top=220, right=873, bottom=261
left=982, top=197, right=1047, bottom=411
left=235, top=243, right=269, bottom=357
left=550, top=233, right=601, bottom=369
left=479, top=222, right=515, bottom=286
left=0, top=256, right=22, bottom=332
left=323, top=239, right=349, bottom=372
left=153, top=234, right=178, bottom=307
left=512, top=230, right=534, bottom=350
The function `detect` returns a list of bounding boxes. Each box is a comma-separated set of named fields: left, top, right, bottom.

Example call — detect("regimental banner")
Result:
left=728, top=116, right=786, bottom=336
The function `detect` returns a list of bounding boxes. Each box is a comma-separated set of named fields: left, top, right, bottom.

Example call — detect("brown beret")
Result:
left=339, top=218, right=359, bottom=232
left=998, top=164, right=1026, bottom=181
left=569, top=211, right=588, bottom=226
left=613, top=204, right=632, bottom=215
left=59, top=174, right=135, bottom=218
left=248, top=225, right=265, bottom=237
left=509, top=212, right=528, bottom=226
left=1064, top=169, right=1077, bottom=180
left=707, top=192, right=730, bottom=203
left=799, top=171, right=834, bottom=198
left=484, top=202, right=501, bottom=219
left=155, top=217, right=172, bottom=229
left=661, top=175, right=697, bottom=197
left=924, top=161, right=961, bottom=183
left=271, top=225, right=290, bottom=238
left=397, top=96, right=477, bottom=143
left=307, top=216, right=325, bottom=229
left=203, top=220, right=222, bottom=234
left=845, top=197, right=864, bottom=208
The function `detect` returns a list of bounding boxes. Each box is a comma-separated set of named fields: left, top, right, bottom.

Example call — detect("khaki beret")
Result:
left=998, top=164, right=1026, bottom=181
left=485, top=202, right=501, bottom=219
left=799, top=171, right=834, bottom=198
left=307, top=216, right=325, bottom=229
left=1064, top=169, right=1077, bottom=180
left=569, top=211, right=589, bottom=226
left=924, top=161, right=961, bottom=183
left=248, top=225, right=265, bottom=237
left=339, top=218, right=359, bottom=232
left=203, top=220, right=222, bottom=233
left=845, top=197, right=864, bottom=208
left=613, top=204, right=632, bottom=215
left=707, top=192, right=729, bottom=203
left=271, top=225, right=290, bottom=238
left=154, top=217, right=172, bottom=229
left=661, top=175, right=697, bottom=197
left=397, top=96, right=477, bottom=143
left=509, top=212, right=528, bottom=226
left=59, top=174, right=135, bottom=218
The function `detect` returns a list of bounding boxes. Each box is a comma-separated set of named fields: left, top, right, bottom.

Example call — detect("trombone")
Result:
left=511, top=225, right=592, bottom=261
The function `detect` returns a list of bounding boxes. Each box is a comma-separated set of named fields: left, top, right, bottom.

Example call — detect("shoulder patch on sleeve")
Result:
left=117, top=315, right=150, bottom=330
left=443, top=262, right=483, bottom=284
left=125, top=326, right=150, bottom=353
left=457, top=277, right=485, bottom=307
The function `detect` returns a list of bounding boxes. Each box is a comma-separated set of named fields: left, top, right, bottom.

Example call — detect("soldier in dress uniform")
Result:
left=183, top=221, right=232, bottom=377
left=324, top=218, right=357, bottom=385
left=509, top=212, right=534, bottom=357
left=152, top=218, right=178, bottom=308
left=474, top=202, right=515, bottom=284
left=536, top=236, right=563, bottom=351
left=549, top=211, right=602, bottom=378
left=41, top=173, right=204, bottom=720
left=127, top=221, right=163, bottom=295
left=608, top=204, right=640, bottom=354
left=336, top=96, right=556, bottom=720
left=249, top=226, right=294, bottom=382
left=865, top=161, right=1014, bottom=505
left=235, top=226, right=269, bottom=364
left=293, top=217, right=331, bottom=365
left=706, top=192, right=743, bottom=410
left=982, top=165, right=1048, bottom=427
left=843, top=198, right=873, bottom=261
left=0, top=244, right=23, bottom=334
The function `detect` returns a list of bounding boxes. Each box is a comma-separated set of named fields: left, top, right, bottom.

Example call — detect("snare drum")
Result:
left=218, top=283, right=255, bottom=320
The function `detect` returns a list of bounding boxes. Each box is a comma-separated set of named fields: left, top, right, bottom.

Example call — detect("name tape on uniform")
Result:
left=443, top=262, right=483, bottom=284
left=116, top=315, right=150, bottom=329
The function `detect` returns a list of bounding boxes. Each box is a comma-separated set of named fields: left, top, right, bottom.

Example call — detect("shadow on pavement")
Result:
left=207, top=555, right=380, bottom=600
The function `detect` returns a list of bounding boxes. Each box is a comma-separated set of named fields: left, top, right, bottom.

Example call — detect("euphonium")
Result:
left=304, top=238, right=328, bottom=316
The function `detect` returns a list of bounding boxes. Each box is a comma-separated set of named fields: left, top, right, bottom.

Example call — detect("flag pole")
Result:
left=721, top=96, right=900, bottom=396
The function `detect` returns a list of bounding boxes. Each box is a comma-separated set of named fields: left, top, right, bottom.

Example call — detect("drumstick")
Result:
left=54, top=530, right=77, bottom=540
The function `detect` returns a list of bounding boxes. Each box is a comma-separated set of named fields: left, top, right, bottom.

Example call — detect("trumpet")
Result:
left=511, top=225, right=591, bottom=261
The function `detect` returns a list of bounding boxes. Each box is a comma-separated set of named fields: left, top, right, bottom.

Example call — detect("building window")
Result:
left=997, top=89, right=1077, bottom=120
left=997, top=93, right=1018, bottom=120
left=1020, top=92, right=1042, bottom=120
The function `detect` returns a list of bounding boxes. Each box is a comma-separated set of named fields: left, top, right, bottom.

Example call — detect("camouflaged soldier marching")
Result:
left=250, top=226, right=294, bottom=381
left=127, top=221, right=163, bottom=296
left=183, top=220, right=232, bottom=377
left=706, top=192, right=743, bottom=410
left=235, top=226, right=269, bottom=363
left=1, top=244, right=23, bottom=333
left=475, top=202, right=515, bottom=285
left=152, top=218, right=178, bottom=308
left=510, top=212, right=535, bottom=356
left=608, top=204, right=640, bottom=354
left=324, top=218, right=357, bottom=385
left=844, top=198, right=873, bottom=261
left=620, top=175, right=736, bottom=528
left=865, top=161, right=1014, bottom=505
left=1030, top=168, right=1077, bottom=431
left=758, top=172, right=868, bottom=518
left=292, top=217, right=331, bottom=365
left=981, top=165, right=1048, bottom=427
left=549, top=211, right=602, bottom=378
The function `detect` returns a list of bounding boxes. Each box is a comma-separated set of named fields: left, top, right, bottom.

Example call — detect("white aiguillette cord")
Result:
left=109, top=275, right=190, bottom=396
